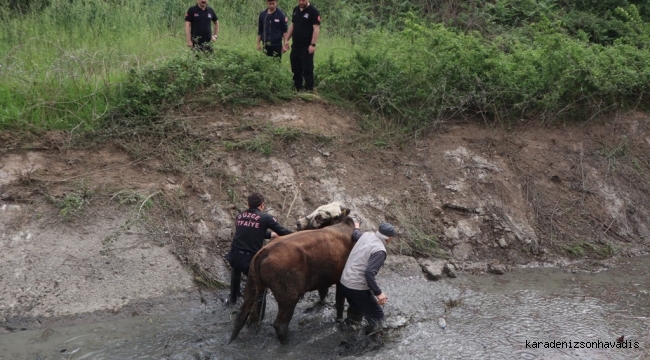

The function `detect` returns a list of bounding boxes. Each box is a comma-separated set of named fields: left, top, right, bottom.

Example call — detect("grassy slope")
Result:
left=2, top=0, right=650, bottom=131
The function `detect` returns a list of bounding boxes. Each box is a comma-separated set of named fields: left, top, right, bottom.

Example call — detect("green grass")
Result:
left=0, top=1, right=185, bottom=130
left=3, top=0, right=650, bottom=133
left=222, top=124, right=302, bottom=156
left=564, top=240, right=615, bottom=259
left=0, top=0, right=360, bottom=131
left=58, top=193, right=86, bottom=219
left=565, top=243, right=586, bottom=257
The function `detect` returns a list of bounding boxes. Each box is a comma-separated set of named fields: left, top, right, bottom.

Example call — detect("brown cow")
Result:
left=229, top=216, right=356, bottom=344
left=296, top=201, right=351, bottom=302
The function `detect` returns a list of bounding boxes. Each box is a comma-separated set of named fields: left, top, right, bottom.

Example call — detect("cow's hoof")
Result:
left=335, top=317, right=344, bottom=323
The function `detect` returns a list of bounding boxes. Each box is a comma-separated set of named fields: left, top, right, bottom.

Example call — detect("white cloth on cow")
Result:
left=307, top=202, right=343, bottom=219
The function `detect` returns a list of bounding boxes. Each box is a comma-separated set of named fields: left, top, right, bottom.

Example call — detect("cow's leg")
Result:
left=273, top=298, right=299, bottom=344
left=317, top=287, right=329, bottom=304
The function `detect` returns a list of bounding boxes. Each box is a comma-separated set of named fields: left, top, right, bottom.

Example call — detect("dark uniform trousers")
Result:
left=264, top=45, right=283, bottom=60
left=290, top=47, right=314, bottom=90
left=225, top=248, right=266, bottom=318
left=225, top=249, right=254, bottom=303
left=340, top=284, right=384, bottom=325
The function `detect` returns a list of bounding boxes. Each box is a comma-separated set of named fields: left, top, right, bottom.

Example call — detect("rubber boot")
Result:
left=346, top=304, right=364, bottom=324
left=227, top=269, right=241, bottom=307
left=340, top=305, right=362, bottom=331
left=364, top=319, right=383, bottom=336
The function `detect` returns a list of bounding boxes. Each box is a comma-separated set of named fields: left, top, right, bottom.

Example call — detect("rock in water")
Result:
left=383, top=315, right=410, bottom=329
left=438, top=317, right=446, bottom=330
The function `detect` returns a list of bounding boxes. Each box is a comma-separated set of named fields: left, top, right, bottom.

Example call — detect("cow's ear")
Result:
left=341, top=207, right=351, bottom=217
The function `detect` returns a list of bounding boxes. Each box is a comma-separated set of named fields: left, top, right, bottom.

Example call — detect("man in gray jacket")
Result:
left=340, top=221, right=397, bottom=334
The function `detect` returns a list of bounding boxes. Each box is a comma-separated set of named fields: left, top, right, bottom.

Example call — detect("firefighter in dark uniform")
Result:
left=225, top=192, right=293, bottom=306
left=257, top=0, right=289, bottom=59
left=285, top=0, right=320, bottom=91
left=184, top=0, right=219, bottom=52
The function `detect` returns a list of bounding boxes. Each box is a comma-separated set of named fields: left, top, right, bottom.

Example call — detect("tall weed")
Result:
left=0, top=0, right=186, bottom=130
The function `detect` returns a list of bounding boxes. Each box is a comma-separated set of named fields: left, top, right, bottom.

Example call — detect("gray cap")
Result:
left=378, top=222, right=396, bottom=237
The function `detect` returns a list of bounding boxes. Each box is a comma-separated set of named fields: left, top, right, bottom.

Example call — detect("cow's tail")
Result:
left=228, top=249, right=268, bottom=344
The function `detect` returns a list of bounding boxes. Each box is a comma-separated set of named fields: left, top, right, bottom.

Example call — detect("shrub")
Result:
left=119, top=56, right=205, bottom=118
left=114, top=50, right=294, bottom=123
left=319, top=14, right=650, bottom=128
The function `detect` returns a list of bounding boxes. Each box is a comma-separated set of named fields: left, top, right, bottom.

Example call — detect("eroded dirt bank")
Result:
left=1, top=99, right=650, bottom=330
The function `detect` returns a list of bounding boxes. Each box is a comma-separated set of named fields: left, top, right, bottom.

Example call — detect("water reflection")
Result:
left=1, top=257, right=648, bottom=359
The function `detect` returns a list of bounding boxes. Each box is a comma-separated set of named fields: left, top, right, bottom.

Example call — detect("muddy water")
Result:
left=1, top=257, right=649, bottom=360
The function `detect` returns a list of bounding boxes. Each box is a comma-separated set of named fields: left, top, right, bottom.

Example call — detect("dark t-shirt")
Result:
left=291, top=4, right=320, bottom=48
left=258, top=8, right=289, bottom=47
left=229, top=208, right=293, bottom=254
left=185, top=5, right=218, bottom=45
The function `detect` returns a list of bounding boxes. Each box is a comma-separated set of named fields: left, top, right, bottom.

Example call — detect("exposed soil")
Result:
left=1, top=98, right=650, bottom=332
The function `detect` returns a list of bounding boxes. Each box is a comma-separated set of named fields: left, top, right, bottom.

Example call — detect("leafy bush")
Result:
left=319, top=13, right=650, bottom=129
left=483, top=0, right=558, bottom=27
left=119, top=56, right=205, bottom=118
left=560, top=5, right=650, bottom=47
left=320, top=15, right=501, bottom=128
left=115, top=50, right=294, bottom=123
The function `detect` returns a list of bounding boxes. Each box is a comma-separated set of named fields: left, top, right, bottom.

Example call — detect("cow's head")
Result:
left=296, top=202, right=351, bottom=230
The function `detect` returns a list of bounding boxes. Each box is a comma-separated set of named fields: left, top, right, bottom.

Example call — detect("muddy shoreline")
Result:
left=1, top=251, right=642, bottom=336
